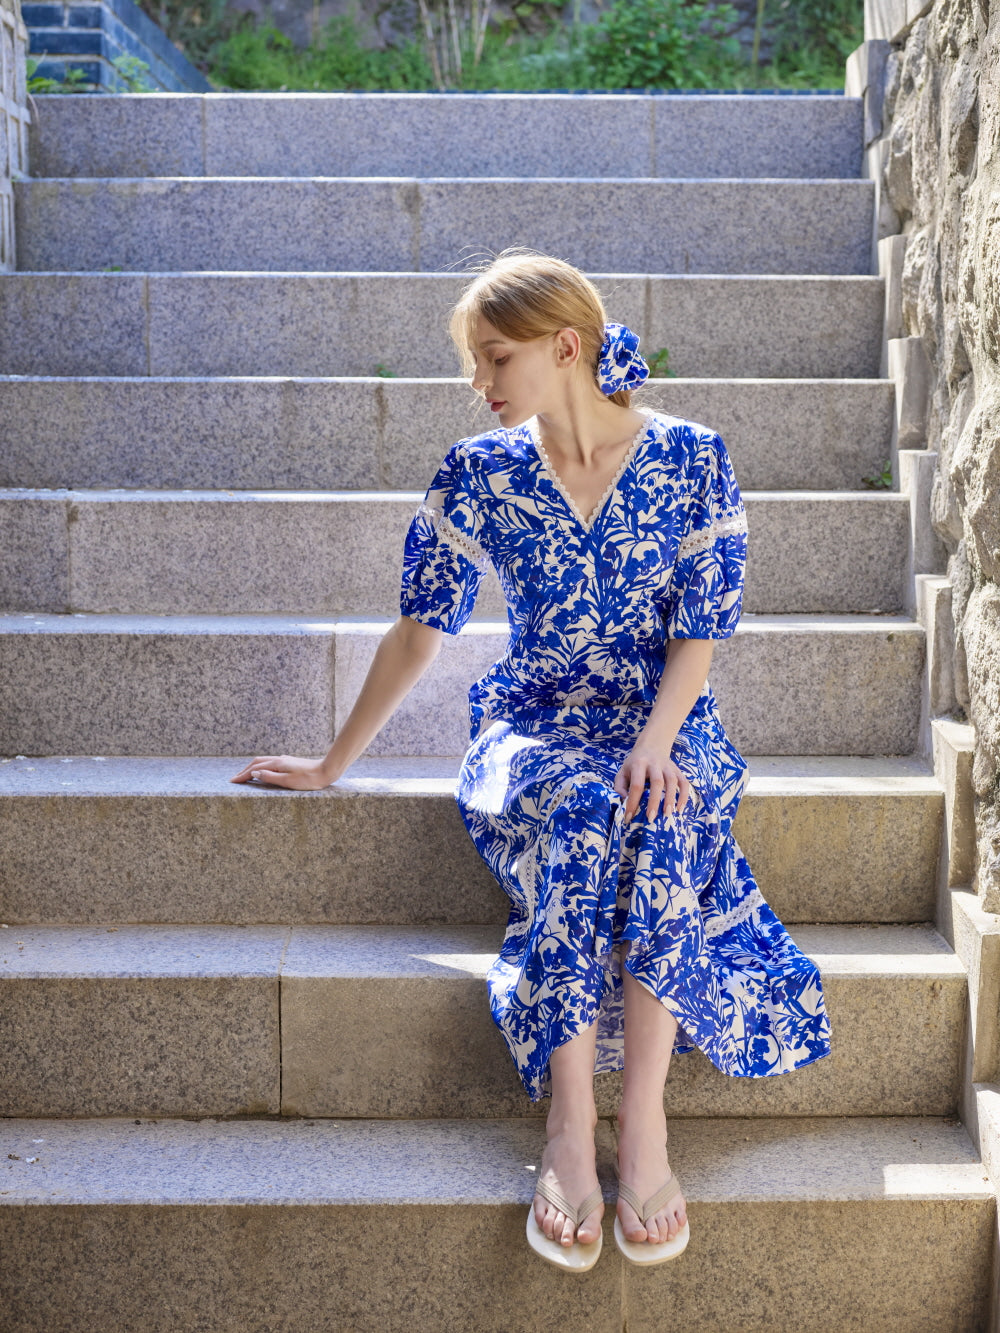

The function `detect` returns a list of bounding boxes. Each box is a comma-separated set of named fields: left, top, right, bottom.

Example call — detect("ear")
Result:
left=553, top=326, right=582, bottom=369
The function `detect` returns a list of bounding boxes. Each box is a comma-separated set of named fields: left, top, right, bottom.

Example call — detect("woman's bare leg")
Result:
left=534, top=1021, right=604, bottom=1247
left=616, top=965, right=688, bottom=1243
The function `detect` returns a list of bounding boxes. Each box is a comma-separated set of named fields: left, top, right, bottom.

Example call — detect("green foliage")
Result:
left=578, top=0, right=743, bottom=90
left=862, top=459, right=894, bottom=489
left=211, top=15, right=431, bottom=90
left=26, top=53, right=156, bottom=93
left=646, top=347, right=677, bottom=378
left=129, top=0, right=863, bottom=93
left=374, top=363, right=398, bottom=377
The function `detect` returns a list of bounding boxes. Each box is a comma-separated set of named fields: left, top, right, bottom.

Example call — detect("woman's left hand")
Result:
left=613, top=743, right=691, bottom=823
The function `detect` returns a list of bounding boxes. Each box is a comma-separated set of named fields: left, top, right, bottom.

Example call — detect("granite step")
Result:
left=0, top=613, right=925, bottom=757
left=0, top=1115, right=990, bottom=1333
left=27, top=91, right=864, bottom=180
left=0, top=373, right=895, bottom=491
left=13, top=177, right=875, bottom=274
left=0, top=271, right=887, bottom=379
left=0, top=755, right=943, bottom=927
left=0, top=924, right=965, bottom=1119
left=1, top=488, right=911, bottom=617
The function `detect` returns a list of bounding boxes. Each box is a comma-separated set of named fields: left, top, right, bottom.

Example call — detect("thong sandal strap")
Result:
left=618, top=1173, right=682, bottom=1225
left=535, top=1178, right=604, bottom=1226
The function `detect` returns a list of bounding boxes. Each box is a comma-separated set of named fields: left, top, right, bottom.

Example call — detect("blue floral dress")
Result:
left=399, top=407, right=832, bottom=1102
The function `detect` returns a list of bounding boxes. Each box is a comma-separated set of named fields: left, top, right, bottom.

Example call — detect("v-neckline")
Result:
left=526, top=409, right=654, bottom=534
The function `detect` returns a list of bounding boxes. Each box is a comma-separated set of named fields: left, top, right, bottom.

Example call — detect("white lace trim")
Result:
left=703, top=887, right=764, bottom=939
left=676, top=510, right=748, bottom=561
left=416, top=502, right=489, bottom=571
left=529, top=409, right=654, bottom=533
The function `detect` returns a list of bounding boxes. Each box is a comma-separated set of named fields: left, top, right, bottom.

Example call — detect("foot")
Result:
left=533, top=1116, right=604, bottom=1249
left=615, top=1106, right=687, bottom=1245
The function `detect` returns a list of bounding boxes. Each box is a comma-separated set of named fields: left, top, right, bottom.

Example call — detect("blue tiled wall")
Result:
left=24, top=0, right=212, bottom=90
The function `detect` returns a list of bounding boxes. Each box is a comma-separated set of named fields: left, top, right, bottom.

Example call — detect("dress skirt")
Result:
left=457, top=694, right=832, bottom=1103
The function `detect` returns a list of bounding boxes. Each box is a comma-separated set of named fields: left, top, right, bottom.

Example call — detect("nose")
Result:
left=471, top=357, right=490, bottom=397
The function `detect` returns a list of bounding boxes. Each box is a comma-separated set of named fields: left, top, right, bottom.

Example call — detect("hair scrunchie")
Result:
left=597, top=321, right=649, bottom=395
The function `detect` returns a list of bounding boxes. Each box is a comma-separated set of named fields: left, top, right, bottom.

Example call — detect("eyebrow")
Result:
left=473, top=338, right=507, bottom=350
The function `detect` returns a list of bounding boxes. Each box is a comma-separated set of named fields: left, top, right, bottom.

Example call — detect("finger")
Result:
left=230, top=757, right=271, bottom=783
left=644, top=773, right=665, bottom=821
left=251, top=768, right=290, bottom=787
left=626, top=765, right=648, bottom=821
left=613, top=767, right=629, bottom=799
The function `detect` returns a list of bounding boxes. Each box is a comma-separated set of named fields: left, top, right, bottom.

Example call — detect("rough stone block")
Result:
left=0, top=375, right=385, bottom=490
left=27, top=92, right=203, bottom=176
left=651, top=95, right=863, bottom=178
left=0, top=372, right=897, bottom=492
left=279, top=923, right=964, bottom=1119
left=0, top=926, right=285, bottom=1115
left=417, top=180, right=876, bottom=277
left=0, top=755, right=940, bottom=926
left=15, top=179, right=418, bottom=272
left=0, top=1116, right=989, bottom=1333
left=888, top=335, right=932, bottom=452
left=0, top=274, right=148, bottom=375
left=15, top=179, right=876, bottom=275
left=1, top=489, right=909, bottom=616
left=932, top=717, right=976, bottom=890
left=0, top=613, right=336, bottom=755
left=644, top=275, right=885, bottom=379
left=0, top=491, right=68, bottom=611
left=337, top=617, right=926, bottom=758
left=4, top=272, right=887, bottom=381
left=205, top=92, right=653, bottom=178
left=948, top=891, right=1000, bottom=1086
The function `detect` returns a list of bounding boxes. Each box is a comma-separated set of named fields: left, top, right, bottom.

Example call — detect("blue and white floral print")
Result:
left=400, top=408, right=832, bottom=1102
left=597, top=321, right=650, bottom=395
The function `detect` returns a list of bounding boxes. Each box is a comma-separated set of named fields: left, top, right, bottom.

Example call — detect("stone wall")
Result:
left=0, top=0, right=30, bottom=272
left=867, top=0, right=999, bottom=909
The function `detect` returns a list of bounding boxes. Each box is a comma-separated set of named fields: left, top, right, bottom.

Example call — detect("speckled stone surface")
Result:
left=0, top=926, right=286, bottom=1116
left=27, top=94, right=204, bottom=177
left=334, top=615, right=925, bottom=758
left=28, top=92, right=863, bottom=181
left=415, top=180, right=876, bottom=277
left=2, top=272, right=886, bottom=381
left=0, top=613, right=335, bottom=755
left=0, top=374, right=385, bottom=490
left=2, top=488, right=909, bottom=616
left=642, top=274, right=886, bottom=379
left=15, top=179, right=875, bottom=276
left=0, top=371, right=896, bottom=492
left=0, top=275, right=148, bottom=377
left=0, top=1116, right=989, bottom=1333
left=0, top=493, right=68, bottom=612
left=278, top=923, right=964, bottom=1119
left=0, top=755, right=940, bottom=926
left=15, top=179, right=419, bottom=273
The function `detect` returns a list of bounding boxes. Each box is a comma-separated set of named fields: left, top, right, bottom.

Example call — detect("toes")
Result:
left=559, top=1214, right=576, bottom=1247
left=619, top=1204, right=647, bottom=1243
left=577, top=1208, right=603, bottom=1246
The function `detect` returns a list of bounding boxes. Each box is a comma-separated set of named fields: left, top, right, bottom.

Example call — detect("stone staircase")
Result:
left=0, top=92, right=994, bottom=1330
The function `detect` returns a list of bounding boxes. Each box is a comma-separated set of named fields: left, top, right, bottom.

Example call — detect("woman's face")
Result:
left=469, top=315, right=576, bottom=427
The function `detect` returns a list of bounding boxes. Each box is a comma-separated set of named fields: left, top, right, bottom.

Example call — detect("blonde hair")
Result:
left=449, top=248, right=634, bottom=409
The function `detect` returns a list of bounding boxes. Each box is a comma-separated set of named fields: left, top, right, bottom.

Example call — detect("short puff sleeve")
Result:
left=399, top=441, right=490, bottom=635
left=664, top=429, right=747, bottom=639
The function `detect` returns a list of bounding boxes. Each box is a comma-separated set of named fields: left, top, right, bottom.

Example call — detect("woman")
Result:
left=232, top=249, right=832, bottom=1273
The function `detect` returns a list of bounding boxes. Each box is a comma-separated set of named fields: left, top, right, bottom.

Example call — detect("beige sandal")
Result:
left=526, top=1177, right=604, bottom=1272
left=614, top=1172, right=690, bottom=1264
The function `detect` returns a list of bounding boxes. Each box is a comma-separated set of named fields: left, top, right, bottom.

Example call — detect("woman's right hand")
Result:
left=230, top=755, right=334, bottom=789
